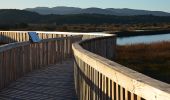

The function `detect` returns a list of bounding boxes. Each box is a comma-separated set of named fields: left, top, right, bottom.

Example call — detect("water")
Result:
left=117, top=33, right=170, bottom=45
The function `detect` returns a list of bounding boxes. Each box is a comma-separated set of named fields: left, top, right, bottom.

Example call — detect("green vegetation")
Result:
left=115, top=42, right=170, bottom=83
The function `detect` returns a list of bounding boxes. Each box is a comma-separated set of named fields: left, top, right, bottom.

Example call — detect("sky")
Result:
left=0, top=0, right=170, bottom=12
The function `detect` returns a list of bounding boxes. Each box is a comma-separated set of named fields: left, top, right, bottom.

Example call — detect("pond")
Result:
left=117, top=33, right=170, bottom=45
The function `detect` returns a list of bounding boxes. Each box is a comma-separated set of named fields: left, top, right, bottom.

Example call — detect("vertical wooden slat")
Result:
left=137, top=96, right=141, bottom=100
left=131, top=93, right=135, bottom=100
left=111, top=80, right=115, bottom=100
left=120, top=87, right=124, bottom=100
left=116, top=83, right=119, bottom=100
left=99, top=73, right=102, bottom=99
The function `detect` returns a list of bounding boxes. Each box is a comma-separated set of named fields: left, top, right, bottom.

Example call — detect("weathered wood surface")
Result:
left=1, top=31, right=170, bottom=100
left=0, top=31, right=71, bottom=43
left=72, top=35, right=170, bottom=100
left=0, top=35, right=82, bottom=90
left=0, top=60, right=77, bottom=100
left=0, top=31, right=112, bottom=43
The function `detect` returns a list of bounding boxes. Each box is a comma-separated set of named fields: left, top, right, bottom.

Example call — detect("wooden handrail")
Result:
left=72, top=35, right=170, bottom=100
left=0, top=35, right=82, bottom=90
left=1, top=31, right=170, bottom=100
left=0, top=31, right=112, bottom=43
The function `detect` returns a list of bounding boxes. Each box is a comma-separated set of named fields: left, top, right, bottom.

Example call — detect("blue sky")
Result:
left=0, top=0, right=170, bottom=12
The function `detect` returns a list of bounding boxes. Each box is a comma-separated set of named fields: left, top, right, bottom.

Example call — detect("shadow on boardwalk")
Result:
left=0, top=60, right=77, bottom=100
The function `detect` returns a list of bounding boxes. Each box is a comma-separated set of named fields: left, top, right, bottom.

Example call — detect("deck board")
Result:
left=0, top=60, right=77, bottom=100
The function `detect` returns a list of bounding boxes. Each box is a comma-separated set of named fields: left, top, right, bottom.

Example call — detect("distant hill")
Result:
left=25, top=6, right=170, bottom=16
left=25, top=7, right=82, bottom=15
left=0, top=9, right=40, bottom=24
left=1, top=9, right=170, bottom=26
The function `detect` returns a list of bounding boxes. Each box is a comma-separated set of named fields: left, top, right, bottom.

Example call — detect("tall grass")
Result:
left=115, top=41, right=170, bottom=83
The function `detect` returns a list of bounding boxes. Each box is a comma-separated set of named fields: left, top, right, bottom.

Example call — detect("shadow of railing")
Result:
left=74, top=60, right=113, bottom=100
left=0, top=35, right=17, bottom=44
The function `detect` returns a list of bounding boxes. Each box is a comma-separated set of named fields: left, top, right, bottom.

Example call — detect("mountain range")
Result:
left=1, top=9, right=170, bottom=28
left=25, top=6, right=170, bottom=16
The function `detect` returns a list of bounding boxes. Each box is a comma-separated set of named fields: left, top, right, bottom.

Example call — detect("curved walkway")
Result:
left=0, top=60, right=77, bottom=100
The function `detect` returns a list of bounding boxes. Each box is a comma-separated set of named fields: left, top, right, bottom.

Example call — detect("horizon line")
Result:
left=0, top=6, right=170, bottom=13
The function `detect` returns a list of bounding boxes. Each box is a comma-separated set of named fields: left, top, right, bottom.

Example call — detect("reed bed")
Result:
left=115, top=41, right=170, bottom=83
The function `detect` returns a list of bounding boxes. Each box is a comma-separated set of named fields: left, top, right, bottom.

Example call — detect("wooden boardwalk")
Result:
left=0, top=60, right=77, bottom=100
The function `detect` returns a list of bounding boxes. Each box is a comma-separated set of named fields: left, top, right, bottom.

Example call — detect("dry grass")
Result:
left=115, top=42, right=170, bottom=83
left=5, top=23, right=170, bottom=32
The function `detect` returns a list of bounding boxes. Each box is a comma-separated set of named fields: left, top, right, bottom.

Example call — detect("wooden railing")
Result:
left=1, top=31, right=170, bottom=100
left=0, top=31, right=109, bottom=90
left=0, top=31, right=111, bottom=43
left=0, top=31, right=74, bottom=43
left=72, top=35, right=170, bottom=100
left=0, top=35, right=82, bottom=90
